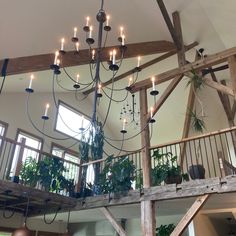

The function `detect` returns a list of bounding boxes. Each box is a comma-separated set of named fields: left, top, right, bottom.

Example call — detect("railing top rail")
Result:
left=150, top=126, right=236, bottom=150
left=0, top=135, right=80, bottom=167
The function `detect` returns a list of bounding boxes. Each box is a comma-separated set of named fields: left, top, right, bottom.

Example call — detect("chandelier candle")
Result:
left=89, top=26, right=93, bottom=38
left=74, top=27, right=77, bottom=38
left=29, top=74, right=34, bottom=89
left=92, top=49, right=95, bottom=60
left=86, top=16, right=90, bottom=26
left=56, top=59, right=60, bottom=66
left=112, top=50, right=116, bottom=64
left=76, top=42, right=79, bottom=52
left=44, top=104, right=50, bottom=117
left=137, top=56, right=141, bottom=67
left=54, top=51, right=59, bottom=65
left=120, top=26, right=124, bottom=37
left=128, top=77, right=132, bottom=87
left=106, top=15, right=110, bottom=26
left=60, top=38, right=65, bottom=51
left=121, top=34, right=125, bottom=46
left=81, top=115, right=84, bottom=129
left=76, top=74, right=80, bottom=84
left=123, top=118, right=126, bottom=131
left=150, top=106, right=153, bottom=118
left=151, top=77, right=155, bottom=91
left=109, top=51, right=112, bottom=61
left=98, top=84, right=102, bottom=94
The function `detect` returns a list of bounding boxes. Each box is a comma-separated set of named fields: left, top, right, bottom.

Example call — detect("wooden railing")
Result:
left=0, top=135, right=80, bottom=196
left=1, top=126, right=236, bottom=197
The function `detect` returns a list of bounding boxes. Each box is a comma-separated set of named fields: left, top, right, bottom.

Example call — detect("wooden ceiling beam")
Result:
left=0, top=41, right=175, bottom=76
left=156, top=0, right=181, bottom=50
left=130, top=47, right=236, bottom=93
left=172, top=11, right=186, bottom=66
left=83, top=41, right=198, bottom=96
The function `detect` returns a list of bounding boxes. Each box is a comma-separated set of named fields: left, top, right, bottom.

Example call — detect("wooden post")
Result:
left=228, top=55, right=236, bottom=97
left=139, top=88, right=156, bottom=236
left=100, top=207, right=127, bottom=236
left=170, top=194, right=210, bottom=236
left=13, top=137, right=26, bottom=183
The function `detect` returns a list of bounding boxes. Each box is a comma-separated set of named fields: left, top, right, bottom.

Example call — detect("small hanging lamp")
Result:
left=12, top=194, right=31, bottom=236
left=61, top=211, right=71, bottom=236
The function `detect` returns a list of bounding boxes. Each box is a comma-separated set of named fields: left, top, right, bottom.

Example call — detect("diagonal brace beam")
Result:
left=170, top=194, right=210, bottom=236
left=100, top=207, right=127, bottom=236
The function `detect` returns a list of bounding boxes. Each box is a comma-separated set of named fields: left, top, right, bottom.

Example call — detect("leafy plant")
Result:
left=37, top=155, right=68, bottom=192
left=186, top=69, right=205, bottom=90
left=99, top=155, right=135, bottom=194
left=188, top=109, right=205, bottom=133
left=156, top=224, right=175, bottom=236
left=20, top=156, right=39, bottom=187
left=152, top=149, right=189, bottom=186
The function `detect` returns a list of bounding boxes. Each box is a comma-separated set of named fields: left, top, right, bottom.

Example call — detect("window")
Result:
left=51, top=143, right=80, bottom=183
left=0, top=120, right=8, bottom=148
left=55, top=101, right=92, bottom=141
left=10, top=129, right=43, bottom=177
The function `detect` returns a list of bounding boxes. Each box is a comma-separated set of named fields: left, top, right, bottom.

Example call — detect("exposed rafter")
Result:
left=0, top=41, right=175, bottom=76
left=83, top=41, right=197, bottom=95
left=130, top=47, right=236, bottom=93
left=156, top=0, right=181, bottom=50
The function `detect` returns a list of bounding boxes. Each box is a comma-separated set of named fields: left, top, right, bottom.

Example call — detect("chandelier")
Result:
left=24, top=0, right=158, bottom=153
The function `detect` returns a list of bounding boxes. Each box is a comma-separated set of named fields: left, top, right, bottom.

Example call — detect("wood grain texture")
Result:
left=0, top=41, right=175, bottom=76
left=130, top=47, right=236, bottom=93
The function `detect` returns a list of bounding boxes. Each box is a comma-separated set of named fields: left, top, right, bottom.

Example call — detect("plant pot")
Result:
left=189, top=165, right=205, bottom=179
left=164, top=175, right=182, bottom=185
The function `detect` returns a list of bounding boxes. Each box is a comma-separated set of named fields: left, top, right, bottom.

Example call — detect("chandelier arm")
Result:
left=101, top=61, right=110, bottom=71
left=103, top=120, right=150, bottom=142
left=26, top=94, right=83, bottom=140
left=52, top=73, right=59, bottom=108
left=101, top=71, right=116, bottom=128
left=63, top=67, right=95, bottom=86
left=102, top=87, right=129, bottom=102
left=104, top=124, right=153, bottom=153
left=55, top=76, right=77, bottom=92
left=74, top=90, right=90, bottom=102
left=114, top=133, right=125, bottom=157
left=43, top=207, right=60, bottom=224
left=102, top=30, right=109, bottom=49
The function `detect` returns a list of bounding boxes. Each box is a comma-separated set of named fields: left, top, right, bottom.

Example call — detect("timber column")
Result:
left=139, top=88, right=156, bottom=236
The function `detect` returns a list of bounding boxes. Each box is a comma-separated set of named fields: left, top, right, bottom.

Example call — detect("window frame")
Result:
left=54, top=100, right=92, bottom=142
left=0, top=120, right=8, bottom=138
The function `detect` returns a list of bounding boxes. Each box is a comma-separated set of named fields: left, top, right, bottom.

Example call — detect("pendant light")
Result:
left=12, top=194, right=31, bottom=236
left=61, top=211, right=71, bottom=236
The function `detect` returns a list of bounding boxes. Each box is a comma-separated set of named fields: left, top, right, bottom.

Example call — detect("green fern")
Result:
left=186, top=69, right=205, bottom=90
left=188, top=109, right=205, bottom=133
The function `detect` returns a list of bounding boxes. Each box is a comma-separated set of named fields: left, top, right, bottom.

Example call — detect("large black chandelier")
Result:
left=24, top=0, right=158, bottom=153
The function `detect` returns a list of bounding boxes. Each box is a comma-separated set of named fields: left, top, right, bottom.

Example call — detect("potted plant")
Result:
left=37, top=155, right=67, bottom=193
left=99, top=155, right=135, bottom=197
left=152, top=149, right=189, bottom=185
left=20, top=156, right=39, bottom=188
left=156, top=224, right=175, bottom=236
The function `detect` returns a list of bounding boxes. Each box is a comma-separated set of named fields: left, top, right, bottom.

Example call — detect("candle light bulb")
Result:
left=76, top=74, right=80, bottom=84
left=150, top=107, right=153, bottom=118
left=54, top=51, right=59, bottom=65
left=81, top=115, right=84, bottom=129
left=89, top=26, right=93, bottom=38
left=86, top=16, right=90, bottom=26
left=56, top=59, right=60, bottom=66
left=121, top=34, right=125, bottom=46
left=61, top=38, right=65, bottom=51
left=112, top=49, right=116, bottom=65
left=92, top=49, right=95, bottom=60
left=109, top=51, right=113, bottom=61
left=122, top=118, right=126, bottom=131
left=29, top=74, right=34, bottom=89
left=73, top=27, right=77, bottom=38
left=128, top=77, right=133, bottom=87
left=76, top=42, right=79, bottom=52
left=106, top=15, right=110, bottom=26
left=120, top=26, right=124, bottom=37
left=137, top=56, right=141, bottom=67
left=44, top=103, right=50, bottom=117
left=98, top=84, right=102, bottom=94
left=151, top=76, right=155, bottom=91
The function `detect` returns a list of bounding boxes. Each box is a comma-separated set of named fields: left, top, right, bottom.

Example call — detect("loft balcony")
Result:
left=1, top=126, right=236, bottom=217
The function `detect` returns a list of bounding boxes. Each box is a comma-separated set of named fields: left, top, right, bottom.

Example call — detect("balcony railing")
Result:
left=0, top=126, right=236, bottom=197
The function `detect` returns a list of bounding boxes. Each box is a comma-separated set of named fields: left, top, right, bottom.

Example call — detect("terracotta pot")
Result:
left=164, top=175, right=182, bottom=185
left=189, top=165, right=205, bottom=179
